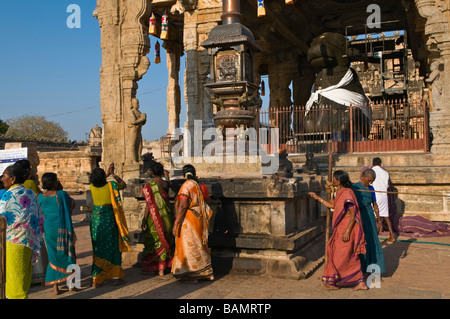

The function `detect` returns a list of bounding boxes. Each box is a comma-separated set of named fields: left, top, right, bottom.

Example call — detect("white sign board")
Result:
left=0, top=148, right=28, bottom=176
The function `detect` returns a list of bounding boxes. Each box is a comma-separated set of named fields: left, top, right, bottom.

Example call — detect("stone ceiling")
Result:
left=151, top=0, right=429, bottom=74
left=242, top=0, right=424, bottom=63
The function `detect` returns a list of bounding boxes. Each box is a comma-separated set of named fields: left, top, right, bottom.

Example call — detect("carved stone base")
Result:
left=210, top=226, right=325, bottom=280
left=429, top=112, right=450, bottom=154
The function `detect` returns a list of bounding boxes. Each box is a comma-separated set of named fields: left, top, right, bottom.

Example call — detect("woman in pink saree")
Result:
left=309, top=170, right=367, bottom=291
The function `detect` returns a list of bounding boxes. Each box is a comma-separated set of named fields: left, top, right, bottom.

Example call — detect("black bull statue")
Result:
left=301, top=32, right=372, bottom=140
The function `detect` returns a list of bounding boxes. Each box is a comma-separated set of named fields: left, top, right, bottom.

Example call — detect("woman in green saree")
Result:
left=38, top=173, right=76, bottom=295
left=89, top=164, right=130, bottom=288
left=351, top=168, right=386, bottom=274
left=141, top=162, right=174, bottom=276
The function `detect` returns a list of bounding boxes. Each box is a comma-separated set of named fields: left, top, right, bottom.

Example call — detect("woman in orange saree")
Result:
left=171, top=165, right=214, bottom=283
left=309, top=170, right=367, bottom=291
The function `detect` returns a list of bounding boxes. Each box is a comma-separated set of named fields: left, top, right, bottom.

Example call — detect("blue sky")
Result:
left=0, top=1, right=184, bottom=142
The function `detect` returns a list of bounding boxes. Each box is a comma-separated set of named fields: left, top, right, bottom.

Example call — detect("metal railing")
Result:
left=0, top=215, right=6, bottom=299
left=257, top=99, right=429, bottom=154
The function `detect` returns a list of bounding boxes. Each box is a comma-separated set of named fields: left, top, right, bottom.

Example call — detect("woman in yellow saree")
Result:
left=171, top=165, right=214, bottom=283
left=89, top=164, right=130, bottom=288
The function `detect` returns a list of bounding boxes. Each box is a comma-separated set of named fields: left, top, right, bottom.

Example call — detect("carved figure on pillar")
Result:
left=126, top=98, right=147, bottom=164
left=425, top=57, right=444, bottom=112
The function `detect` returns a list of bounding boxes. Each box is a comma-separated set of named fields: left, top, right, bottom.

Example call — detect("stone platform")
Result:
left=122, top=172, right=327, bottom=280
left=289, top=152, right=450, bottom=221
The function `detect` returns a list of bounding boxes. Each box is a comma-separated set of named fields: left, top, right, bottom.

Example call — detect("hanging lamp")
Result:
left=155, top=40, right=161, bottom=64
left=149, top=12, right=157, bottom=35
left=160, top=11, right=169, bottom=40
left=257, top=0, right=266, bottom=17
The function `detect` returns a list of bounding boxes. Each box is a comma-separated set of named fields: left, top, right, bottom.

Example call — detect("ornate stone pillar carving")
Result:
left=163, top=41, right=183, bottom=135
left=95, top=0, right=151, bottom=176
left=182, top=2, right=221, bottom=152
left=415, top=0, right=450, bottom=153
left=267, top=56, right=297, bottom=139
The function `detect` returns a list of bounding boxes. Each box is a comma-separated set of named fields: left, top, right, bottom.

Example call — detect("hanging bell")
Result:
left=155, top=40, right=161, bottom=64
left=257, top=0, right=266, bottom=17
left=160, top=11, right=169, bottom=40
left=149, top=12, right=157, bottom=35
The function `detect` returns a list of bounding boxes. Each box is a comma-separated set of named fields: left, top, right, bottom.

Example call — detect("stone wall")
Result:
left=291, top=152, right=450, bottom=222
left=36, top=146, right=101, bottom=193
left=2, top=142, right=100, bottom=194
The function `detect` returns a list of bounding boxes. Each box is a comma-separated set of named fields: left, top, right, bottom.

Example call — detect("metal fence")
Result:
left=257, top=99, right=429, bottom=154
left=0, top=215, right=5, bottom=299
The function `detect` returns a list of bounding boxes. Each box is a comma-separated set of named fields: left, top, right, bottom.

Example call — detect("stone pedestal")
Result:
left=122, top=172, right=327, bottom=279
left=205, top=174, right=326, bottom=279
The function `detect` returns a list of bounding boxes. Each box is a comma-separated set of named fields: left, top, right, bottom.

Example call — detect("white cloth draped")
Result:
left=305, top=68, right=371, bottom=120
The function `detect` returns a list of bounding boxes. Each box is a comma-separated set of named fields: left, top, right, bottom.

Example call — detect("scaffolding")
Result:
left=345, top=20, right=408, bottom=99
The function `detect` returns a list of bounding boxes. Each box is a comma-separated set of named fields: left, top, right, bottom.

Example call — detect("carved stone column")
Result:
left=415, top=0, right=450, bottom=153
left=182, top=3, right=221, bottom=154
left=267, top=57, right=297, bottom=140
left=95, top=0, right=151, bottom=178
left=163, top=41, right=183, bottom=135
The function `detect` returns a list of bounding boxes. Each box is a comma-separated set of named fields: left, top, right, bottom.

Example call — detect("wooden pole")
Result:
left=0, top=215, right=6, bottom=299
left=325, top=152, right=333, bottom=263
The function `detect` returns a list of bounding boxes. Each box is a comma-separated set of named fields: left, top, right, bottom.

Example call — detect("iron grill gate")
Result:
left=257, top=100, right=429, bottom=154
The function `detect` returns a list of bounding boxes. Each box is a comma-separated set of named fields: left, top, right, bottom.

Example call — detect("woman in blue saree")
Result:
left=351, top=168, right=386, bottom=274
left=38, top=173, right=76, bottom=295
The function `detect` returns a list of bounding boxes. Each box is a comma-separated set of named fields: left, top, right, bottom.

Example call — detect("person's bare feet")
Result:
left=322, top=282, right=340, bottom=290
left=53, top=284, right=60, bottom=295
left=159, top=270, right=165, bottom=276
left=352, top=281, right=368, bottom=291
left=113, top=278, right=125, bottom=286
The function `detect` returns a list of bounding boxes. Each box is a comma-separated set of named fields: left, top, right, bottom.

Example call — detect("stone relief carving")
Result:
left=126, top=98, right=147, bottom=164
left=425, top=57, right=444, bottom=111
left=216, top=52, right=239, bottom=82
left=136, top=56, right=150, bottom=80
left=177, top=0, right=198, bottom=11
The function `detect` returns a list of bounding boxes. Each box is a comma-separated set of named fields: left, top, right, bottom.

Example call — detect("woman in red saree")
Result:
left=141, top=162, right=173, bottom=276
left=309, top=170, right=367, bottom=291
left=171, top=165, right=214, bottom=283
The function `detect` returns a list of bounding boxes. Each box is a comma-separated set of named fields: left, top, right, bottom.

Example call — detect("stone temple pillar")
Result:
left=182, top=4, right=221, bottom=153
left=163, top=41, right=183, bottom=136
left=415, top=0, right=450, bottom=154
left=94, top=0, right=151, bottom=179
left=95, top=0, right=151, bottom=228
left=268, top=58, right=296, bottom=140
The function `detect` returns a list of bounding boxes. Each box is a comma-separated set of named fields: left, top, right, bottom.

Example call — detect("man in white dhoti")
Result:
left=371, top=157, right=395, bottom=242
